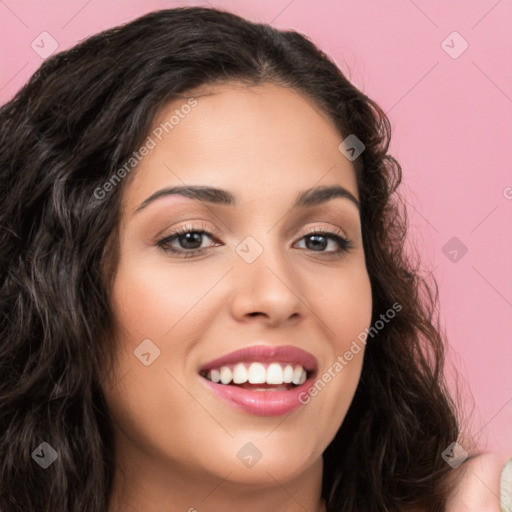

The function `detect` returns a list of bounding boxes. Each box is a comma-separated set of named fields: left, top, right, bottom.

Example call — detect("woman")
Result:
left=0, top=6, right=506, bottom=512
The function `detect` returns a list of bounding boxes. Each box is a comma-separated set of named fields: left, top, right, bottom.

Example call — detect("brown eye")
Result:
left=156, top=222, right=220, bottom=258
left=295, top=230, right=353, bottom=254
left=157, top=230, right=216, bottom=253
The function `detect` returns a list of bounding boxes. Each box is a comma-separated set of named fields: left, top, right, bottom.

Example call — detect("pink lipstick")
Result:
left=198, top=344, right=318, bottom=416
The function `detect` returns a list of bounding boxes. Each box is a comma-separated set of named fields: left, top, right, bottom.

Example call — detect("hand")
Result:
left=445, top=452, right=510, bottom=512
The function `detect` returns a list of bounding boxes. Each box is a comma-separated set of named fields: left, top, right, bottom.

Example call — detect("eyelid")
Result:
left=156, top=222, right=353, bottom=256
left=301, top=224, right=348, bottom=239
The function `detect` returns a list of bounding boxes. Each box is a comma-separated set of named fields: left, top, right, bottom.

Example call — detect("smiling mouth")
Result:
left=199, top=362, right=313, bottom=391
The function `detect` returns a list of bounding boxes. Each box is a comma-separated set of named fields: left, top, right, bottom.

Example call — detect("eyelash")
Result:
left=156, top=222, right=354, bottom=259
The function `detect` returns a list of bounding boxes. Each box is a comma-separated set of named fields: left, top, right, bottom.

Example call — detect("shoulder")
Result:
left=444, top=452, right=509, bottom=512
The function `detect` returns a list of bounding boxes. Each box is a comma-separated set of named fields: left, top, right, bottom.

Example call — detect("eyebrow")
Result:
left=134, top=184, right=360, bottom=214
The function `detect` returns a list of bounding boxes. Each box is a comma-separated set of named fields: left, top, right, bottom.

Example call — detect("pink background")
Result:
left=1, top=0, right=510, bottom=457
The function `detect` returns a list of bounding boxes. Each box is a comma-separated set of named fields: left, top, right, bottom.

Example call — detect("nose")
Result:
left=229, top=240, right=305, bottom=327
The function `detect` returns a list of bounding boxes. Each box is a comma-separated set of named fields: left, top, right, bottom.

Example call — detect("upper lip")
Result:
left=198, top=344, right=318, bottom=373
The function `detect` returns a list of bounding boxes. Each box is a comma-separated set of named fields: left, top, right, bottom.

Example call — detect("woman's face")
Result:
left=103, top=82, right=372, bottom=491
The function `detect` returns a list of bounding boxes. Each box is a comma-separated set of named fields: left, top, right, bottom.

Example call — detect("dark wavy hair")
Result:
left=0, top=7, right=478, bottom=512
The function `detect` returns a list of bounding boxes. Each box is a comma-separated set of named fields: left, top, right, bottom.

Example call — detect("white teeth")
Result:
left=292, top=365, right=304, bottom=385
left=232, top=363, right=248, bottom=384
left=205, top=362, right=308, bottom=387
left=283, top=365, right=294, bottom=383
left=266, top=363, right=283, bottom=384
left=220, top=366, right=232, bottom=385
left=247, top=362, right=266, bottom=384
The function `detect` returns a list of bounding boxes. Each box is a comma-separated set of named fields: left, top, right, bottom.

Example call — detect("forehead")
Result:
left=122, top=82, right=358, bottom=209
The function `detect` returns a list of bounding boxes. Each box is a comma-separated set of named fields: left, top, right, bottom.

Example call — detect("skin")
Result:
left=103, top=82, right=372, bottom=512
left=445, top=452, right=505, bottom=512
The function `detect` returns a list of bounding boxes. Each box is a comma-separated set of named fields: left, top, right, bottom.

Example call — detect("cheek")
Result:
left=303, top=261, right=373, bottom=347
left=297, top=264, right=372, bottom=436
left=109, top=253, right=219, bottom=344
left=103, top=258, right=212, bottom=467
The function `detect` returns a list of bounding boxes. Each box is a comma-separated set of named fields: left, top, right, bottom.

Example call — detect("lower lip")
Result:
left=199, top=374, right=315, bottom=417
